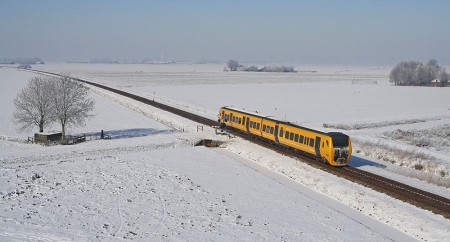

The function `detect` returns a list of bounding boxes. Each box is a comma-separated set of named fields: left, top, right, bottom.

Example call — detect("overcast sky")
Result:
left=1, top=0, right=449, bottom=65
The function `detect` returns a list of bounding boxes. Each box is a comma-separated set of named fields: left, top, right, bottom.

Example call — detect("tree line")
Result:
left=225, top=60, right=297, bottom=73
left=389, top=59, right=448, bottom=86
left=13, top=74, right=95, bottom=143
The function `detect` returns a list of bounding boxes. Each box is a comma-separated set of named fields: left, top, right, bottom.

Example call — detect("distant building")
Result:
left=17, top=64, right=32, bottom=69
left=431, top=79, right=440, bottom=87
left=34, top=132, right=62, bottom=144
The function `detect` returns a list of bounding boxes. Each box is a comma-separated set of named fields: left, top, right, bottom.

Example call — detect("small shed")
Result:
left=431, top=79, right=441, bottom=87
left=34, top=131, right=62, bottom=144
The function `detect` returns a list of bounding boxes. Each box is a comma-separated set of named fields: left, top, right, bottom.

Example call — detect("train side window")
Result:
left=239, top=118, right=242, bottom=124
left=294, top=134, right=299, bottom=142
left=309, top=138, right=314, bottom=147
left=326, top=140, right=329, bottom=147
left=280, top=128, right=284, bottom=137
left=256, top=123, right=260, bottom=130
left=250, top=121, right=253, bottom=128
left=300, top=135, right=304, bottom=143
left=289, top=132, right=294, bottom=140
left=285, top=131, right=289, bottom=138
left=243, top=117, right=246, bottom=124
left=263, top=125, right=267, bottom=132
left=304, top=137, right=308, bottom=144
left=270, top=127, right=274, bottom=134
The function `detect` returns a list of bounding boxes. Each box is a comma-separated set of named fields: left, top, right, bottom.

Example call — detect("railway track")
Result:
left=30, top=69, right=450, bottom=219
left=227, top=129, right=450, bottom=219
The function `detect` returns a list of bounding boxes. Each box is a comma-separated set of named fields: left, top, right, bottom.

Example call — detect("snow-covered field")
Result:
left=35, top=63, right=450, bottom=185
left=1, top=64, right=449, bottom=241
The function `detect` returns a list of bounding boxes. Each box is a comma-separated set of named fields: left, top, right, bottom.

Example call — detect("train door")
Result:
left=315, top=136, right=321, bottom=157
left=246, top=116, right=250, bottom=132
left=274, top=124, right=279, bottom=143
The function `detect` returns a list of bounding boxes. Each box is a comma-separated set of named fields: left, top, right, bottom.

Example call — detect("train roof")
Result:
left=221, top=106, right=270, bottom=119
left=221, top=106, right=334, bottom=136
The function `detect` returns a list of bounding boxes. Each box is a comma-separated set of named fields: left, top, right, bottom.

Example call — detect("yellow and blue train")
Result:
left=218, top=106, right=352, bottom=166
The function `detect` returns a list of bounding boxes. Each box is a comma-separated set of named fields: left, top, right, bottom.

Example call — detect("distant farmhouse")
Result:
left=430, top=79, right=449, bottom=87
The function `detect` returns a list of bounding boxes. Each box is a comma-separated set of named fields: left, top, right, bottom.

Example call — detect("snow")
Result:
left=1, top=64, right=449, bottom=241
left=60, top=62, right=449, bottom=187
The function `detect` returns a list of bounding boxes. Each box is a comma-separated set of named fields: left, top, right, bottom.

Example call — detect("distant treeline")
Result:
left=0, top=57, right=44, bottom=65
left=225, top=60, right=297, bottom=73
left=389, top=59, right=448, bottom=87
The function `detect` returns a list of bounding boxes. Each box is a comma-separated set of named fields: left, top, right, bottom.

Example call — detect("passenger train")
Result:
left=218, top=106, right=352, bottom=166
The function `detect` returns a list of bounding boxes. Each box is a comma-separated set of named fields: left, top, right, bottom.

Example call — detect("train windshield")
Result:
left=329, top=132, right=349, bottom=147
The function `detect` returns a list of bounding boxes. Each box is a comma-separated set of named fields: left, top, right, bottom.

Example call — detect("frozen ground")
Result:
left=35, top=63, right=450, bottom=186
left=0, top=135, right=404, bottom=241
left=0, top=65, right=449, bottom=241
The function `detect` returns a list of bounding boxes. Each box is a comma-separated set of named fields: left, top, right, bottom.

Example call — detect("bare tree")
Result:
left=390, top=61, right=414, bottom=85
left=13, top=76, right=54, bottom=132
left=426, top=59, right=440, bottom=78
left=51, top=74, right=95, bottom=143
left=227, top=59, right=240, bottom=71
left=390, top=59, right=445, bottom=86
left=439, top=68, right=448, bottom=85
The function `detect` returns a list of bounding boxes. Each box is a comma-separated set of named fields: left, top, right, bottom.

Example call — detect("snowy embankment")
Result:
left=1, top=65, right=449, bottom=241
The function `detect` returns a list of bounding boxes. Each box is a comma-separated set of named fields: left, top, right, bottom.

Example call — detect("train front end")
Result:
left=328, top=132, right=352, bottom=166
